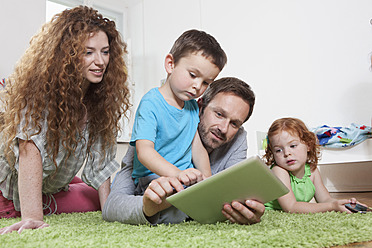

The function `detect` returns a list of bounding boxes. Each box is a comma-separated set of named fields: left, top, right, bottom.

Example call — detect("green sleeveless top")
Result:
left=264, top=164, right=315, bottom=210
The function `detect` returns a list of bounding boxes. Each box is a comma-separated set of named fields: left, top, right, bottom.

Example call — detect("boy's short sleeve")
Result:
left=130, top=88, right=166, bottom=146
left=130, top=98, right=158, bottom=146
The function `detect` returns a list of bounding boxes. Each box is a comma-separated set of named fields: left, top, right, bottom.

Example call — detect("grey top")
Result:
left=102, top=127, right=247, bottom=224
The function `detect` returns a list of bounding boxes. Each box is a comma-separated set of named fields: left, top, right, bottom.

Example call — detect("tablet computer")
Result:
left=166, top=156, right=289, bottom=224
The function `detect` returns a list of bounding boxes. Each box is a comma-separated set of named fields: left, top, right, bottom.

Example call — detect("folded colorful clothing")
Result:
left=1, top=78, right=6, bottom=88
left=311, top=123, right=372, bottom=148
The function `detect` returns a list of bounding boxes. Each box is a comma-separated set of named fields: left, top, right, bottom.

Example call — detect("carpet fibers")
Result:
left=1, top=210, right=372, bottom=247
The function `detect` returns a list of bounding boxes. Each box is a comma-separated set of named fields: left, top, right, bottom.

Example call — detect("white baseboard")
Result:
left=318, top=161, right=372, bottom=192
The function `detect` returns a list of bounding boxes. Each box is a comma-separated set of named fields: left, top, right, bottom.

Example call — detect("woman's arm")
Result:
left=18, top=140, right=43, bottom=221
left=0, top=140, right=49, bottom=234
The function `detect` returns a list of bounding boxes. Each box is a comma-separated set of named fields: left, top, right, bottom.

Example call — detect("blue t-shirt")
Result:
left=130, top=88, right=199, bottom=181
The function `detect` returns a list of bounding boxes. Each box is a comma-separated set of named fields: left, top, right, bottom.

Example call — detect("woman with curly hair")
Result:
left=263, top=117, right=363, bottom=213
left=0, top=6, right=130, bottom=233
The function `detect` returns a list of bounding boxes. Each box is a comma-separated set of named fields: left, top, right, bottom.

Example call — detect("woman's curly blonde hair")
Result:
left=263, top=117, right=321, bottom=171
left=1, top=6, right=130, bottom=169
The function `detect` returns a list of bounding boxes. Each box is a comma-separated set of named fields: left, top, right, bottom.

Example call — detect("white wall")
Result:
left=2, top=0, right=372, bottom=158
left=127, top=0, right=372, bottom=157
left=126, top=0, right=202, bottom=111
left=0, top=0, right=45, bottom=78
left=0, top=0, right=131, bottom=78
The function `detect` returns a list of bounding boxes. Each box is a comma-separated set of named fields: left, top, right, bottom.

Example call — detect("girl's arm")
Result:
left=98, top=178, right=111, bottom=210
left=191, top=130, right=211, bottom=177
left=273, top=166, right=351, bottom=213
left=312, top=168, right=356, bottom=210
left=0, top=140, right=49, bottom=234
left=312, top=168, right=336, bottom=203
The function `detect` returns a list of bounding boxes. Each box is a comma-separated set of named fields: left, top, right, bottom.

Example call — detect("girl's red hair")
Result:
left=263, top=117, right=320, bottom=171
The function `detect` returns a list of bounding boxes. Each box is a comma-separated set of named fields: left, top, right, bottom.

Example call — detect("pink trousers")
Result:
left=0, top=177, right=100, bottom=218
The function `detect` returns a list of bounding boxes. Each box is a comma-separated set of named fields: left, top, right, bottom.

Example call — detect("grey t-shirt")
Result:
left=102, top=127, right=247, bottom=225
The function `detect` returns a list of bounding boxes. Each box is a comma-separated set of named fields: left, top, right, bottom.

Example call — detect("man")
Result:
left=103, top=77, right=265, bottom=225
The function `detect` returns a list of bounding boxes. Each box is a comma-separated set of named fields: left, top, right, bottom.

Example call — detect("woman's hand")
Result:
left=0, top=219, right=49, bottom=234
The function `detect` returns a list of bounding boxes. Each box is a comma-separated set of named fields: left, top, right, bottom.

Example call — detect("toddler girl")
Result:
left=264, top=117, right=364, bottom=213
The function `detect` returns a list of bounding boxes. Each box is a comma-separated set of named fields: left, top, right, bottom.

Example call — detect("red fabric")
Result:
left=0, top=177, right=100, bottom=219
left=43, top=180, right=100, bottom=214
left=0, top=191, right=21, bottom=218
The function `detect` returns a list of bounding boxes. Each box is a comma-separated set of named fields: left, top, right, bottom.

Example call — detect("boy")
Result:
left=131, top=29, right=227, bottom=194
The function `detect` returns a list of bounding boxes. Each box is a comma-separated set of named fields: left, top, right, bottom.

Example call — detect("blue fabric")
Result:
left=311, top=123, right=372, bottom=148
left=130, top=88, right=199, bottom=181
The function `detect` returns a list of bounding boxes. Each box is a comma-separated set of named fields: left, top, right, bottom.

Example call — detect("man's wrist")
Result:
left=142, top=205, right=155, bottom=218
left=142, top=205, right=159, bottom=224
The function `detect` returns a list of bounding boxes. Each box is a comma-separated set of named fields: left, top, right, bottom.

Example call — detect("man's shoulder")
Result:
left=224, top=127, right=246, bottom=148
left=121, top=145, right=135, bottom=167
left=234, top=126, right=247, bottom=139
left=209, top=126, right=248, bottom=173
left=227, top=127, right=247, bottom=146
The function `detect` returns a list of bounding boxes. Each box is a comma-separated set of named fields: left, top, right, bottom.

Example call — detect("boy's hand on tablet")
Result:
left=177, top=168, right=205, bottom=186
left=142, top=177, right=183, bottom=217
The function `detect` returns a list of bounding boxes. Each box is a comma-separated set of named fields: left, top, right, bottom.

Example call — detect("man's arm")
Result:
left=102, top=146, right=195, bottom=225
left=102, top=147, right=153, bottom=224
left=210, top=127, right=265, bottom=225
left=98, top=178, right=110, bottom=210
left=222, top=200, right=265, bottom=224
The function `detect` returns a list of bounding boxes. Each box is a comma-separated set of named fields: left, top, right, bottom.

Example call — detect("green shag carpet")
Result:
left=1, top=211, right=372, bottom=247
